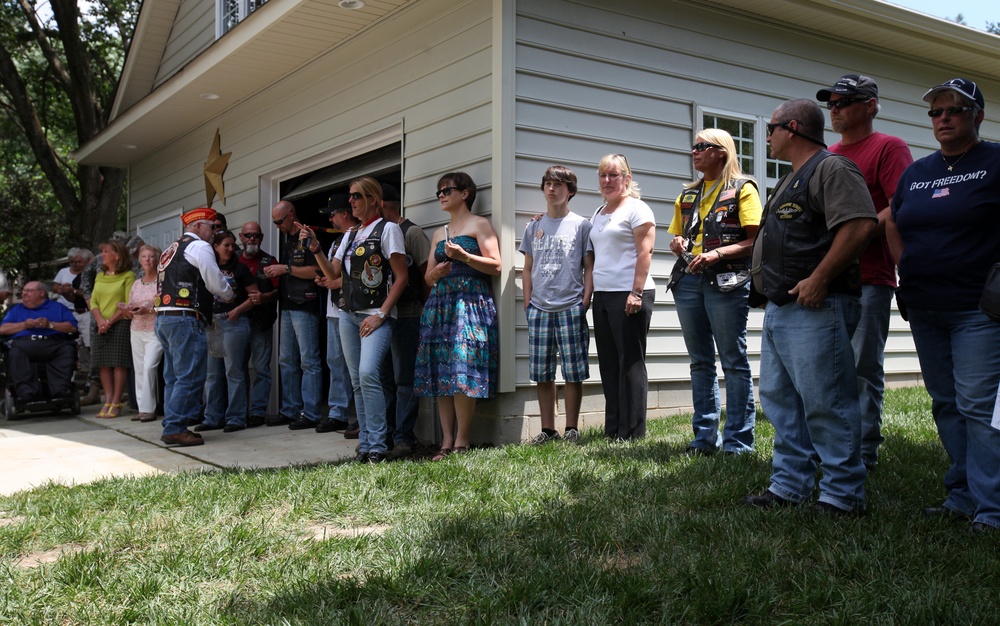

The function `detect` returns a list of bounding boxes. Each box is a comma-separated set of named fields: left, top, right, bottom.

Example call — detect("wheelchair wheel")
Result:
left=70, top=390, right=81, bottom=416
left=2, top=389, right=17, bottom=421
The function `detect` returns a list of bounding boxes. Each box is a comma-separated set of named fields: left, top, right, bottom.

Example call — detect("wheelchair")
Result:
left=1, top=336, right=81, bottom=421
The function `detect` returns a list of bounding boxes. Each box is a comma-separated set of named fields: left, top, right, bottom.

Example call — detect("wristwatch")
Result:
left=376, top=311, right=386, bottom=320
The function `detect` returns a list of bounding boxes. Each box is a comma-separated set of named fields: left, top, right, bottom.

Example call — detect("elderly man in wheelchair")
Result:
left=1, top=281, right=79, bottom=417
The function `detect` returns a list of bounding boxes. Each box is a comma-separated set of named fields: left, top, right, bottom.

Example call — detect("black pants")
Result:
left=8, top=337, right=76, bottom=401
left=592, top=290, right=654, bottom=439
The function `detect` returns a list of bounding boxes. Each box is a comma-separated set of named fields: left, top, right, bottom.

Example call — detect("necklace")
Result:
left=941, top=150, right=969, bottom=171
left=597, top=209, right=614, bottom=232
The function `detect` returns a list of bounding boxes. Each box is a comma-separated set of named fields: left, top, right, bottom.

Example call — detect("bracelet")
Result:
left=309, top=245, right=319, bottom=253
left=717, top=249, right=725, bottom=260
left=631, top=290, right=643, bottom=298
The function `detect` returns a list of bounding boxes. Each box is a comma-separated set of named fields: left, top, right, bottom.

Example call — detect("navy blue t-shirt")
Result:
left=892, top=140, right=1000, bottom=311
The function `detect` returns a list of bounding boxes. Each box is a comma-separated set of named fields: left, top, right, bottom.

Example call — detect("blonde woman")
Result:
left=589, top=154, right=655, bottom=440
left=668, top=129, right=762, bottom=455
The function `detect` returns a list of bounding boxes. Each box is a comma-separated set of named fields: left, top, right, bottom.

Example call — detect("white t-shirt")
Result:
left=52, top=266, right=77, bottom=310
left=334, top=218, right=406, bottom=317
left=588, top=196, right=656, bottom=293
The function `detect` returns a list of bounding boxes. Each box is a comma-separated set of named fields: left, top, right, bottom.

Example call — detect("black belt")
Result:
left=157, top=310, right=199, bottom=317
left=13, top=334, right=67, bottom=341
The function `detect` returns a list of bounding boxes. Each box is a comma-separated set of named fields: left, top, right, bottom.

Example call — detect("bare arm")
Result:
left=790, top=218, right=876, bottom=307
left=521, top=253, right=533, bottom=313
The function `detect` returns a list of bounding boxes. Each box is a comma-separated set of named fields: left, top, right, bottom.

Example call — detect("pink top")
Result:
left=128, top=277, right=159, bottom=332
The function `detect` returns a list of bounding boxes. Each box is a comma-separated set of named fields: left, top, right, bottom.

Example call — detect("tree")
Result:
left=0, top=0, right=139, bottom=274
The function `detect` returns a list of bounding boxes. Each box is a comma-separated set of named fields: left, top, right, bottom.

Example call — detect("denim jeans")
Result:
left=673, top=275, right=756, bottom=453
left=760, top=295, right=866, bottom=511
left=246, top=325, right=273, bottom=417
left=155, top=314, right=208, bottom=436
left=340, top=311, right=394, bottom=454
left=390, top=315, right=421, bottom=446
left=908, top=307, right=1000, bottom=528
left=278, top=309, right=323, bottom=421
left=204, top=315, right=251, bottom=428
left=326, top=316, right=351, bottom=421
left=852, top=283, right=893, bottom=466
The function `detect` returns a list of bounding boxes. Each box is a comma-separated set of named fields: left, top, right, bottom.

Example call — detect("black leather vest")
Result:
left=281, top=239, right=319, bottom=306
left=245, top=250, right=278, bottom=330
left=341, top=220, right=390, bottom=312
left=680, top=178, right=756, bottom=292
left=156, top=236, right=213, bottom=322
left=753, top=150, right=860, bottom=306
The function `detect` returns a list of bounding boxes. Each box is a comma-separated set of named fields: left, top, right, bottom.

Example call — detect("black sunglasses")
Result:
left=692, top=142, right=722, bottom=152
left=927, top=106, right=973, bottom=118
left=347, top=192, right=370, bottom=201
left=240, top=232, right=263, bottom=239
left=827, top=97, right=870, bottom=110
left=766, top=121, right=792, bottom=137
left=435, top=186, right=459, bottom=199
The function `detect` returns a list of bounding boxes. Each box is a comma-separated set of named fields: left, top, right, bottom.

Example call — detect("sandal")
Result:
left=431, top=447, right=453, bottom=461
left=106, top=403, right=122, bottom=419
left=96, top=403, right=112, bottom=418
left=453, top=446, right=469, bottom=455
left=130, top=413, right=141, bottom=421
left=138, top=413, right=158, bottom=423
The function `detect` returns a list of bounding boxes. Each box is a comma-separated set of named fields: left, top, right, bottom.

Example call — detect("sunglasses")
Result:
left=273, top=213, right=290, bottom=226
left=927, top=106, right=973, bottom=118
left=827, top=97, right=870, bottom=110
left=766, top=121, right=792, bottom=137
left=692, top=142, right=722, bottom=152
left=348, top=192, right=370, bottom=201
left=435, top=186, right=459, bottom=199
left=240, top=232, right=263, bottom=239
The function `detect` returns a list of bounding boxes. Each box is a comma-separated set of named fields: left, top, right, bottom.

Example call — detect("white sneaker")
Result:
left=563, top=429, right=581, bottom=443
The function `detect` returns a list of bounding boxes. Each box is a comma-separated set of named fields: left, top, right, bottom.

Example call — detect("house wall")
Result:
left=153, top=0, right=217, bottom=87
left=505, top=0, right=1000, bottom=437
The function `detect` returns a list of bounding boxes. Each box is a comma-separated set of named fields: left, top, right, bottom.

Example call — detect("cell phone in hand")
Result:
left=444, top=225, right=450, bottom=242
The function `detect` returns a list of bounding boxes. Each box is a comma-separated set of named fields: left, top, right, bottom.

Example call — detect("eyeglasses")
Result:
left=435, top=187, right=459, bottom=199
left=348, top=192, right=370, bottom=201
left=240, top=232, right=263, bottom=239
left=272, top=213, right=290, bottom=226
left=927, top=106, right=973, bottom=118
left=766, top=121, right=792, bottom=137
left=692, top=142, right=722, bottom=152
left=827, top=97, right=870, bottom=110
left=213, top=223, right=225, bottom=229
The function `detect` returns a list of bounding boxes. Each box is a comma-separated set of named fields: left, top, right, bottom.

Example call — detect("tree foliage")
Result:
left=0, top=0, right=139, bottom=278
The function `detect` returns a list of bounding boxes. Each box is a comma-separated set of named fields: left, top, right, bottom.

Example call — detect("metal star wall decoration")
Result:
left=204, top=128, right=232, bottom=207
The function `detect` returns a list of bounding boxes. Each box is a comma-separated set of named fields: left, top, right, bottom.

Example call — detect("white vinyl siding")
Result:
left=153, top=0, right=216, bottom=87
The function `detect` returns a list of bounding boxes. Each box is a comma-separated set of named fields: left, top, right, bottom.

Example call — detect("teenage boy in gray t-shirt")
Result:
left=519, top=166, right=594, bottom=443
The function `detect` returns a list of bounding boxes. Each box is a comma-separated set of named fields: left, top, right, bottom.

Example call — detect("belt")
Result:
left=157, top=310, right=199, bottom=317
left=14, top=334, right=64, bottom=341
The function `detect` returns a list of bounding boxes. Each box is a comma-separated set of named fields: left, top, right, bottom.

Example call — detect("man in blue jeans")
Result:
left=263, top=200, right=323, bottom=430
left=238, top=221, right=280, bottom=427
left=155, top=207, right=234, bottom=447
left=746, top=99, right=876, bottom=515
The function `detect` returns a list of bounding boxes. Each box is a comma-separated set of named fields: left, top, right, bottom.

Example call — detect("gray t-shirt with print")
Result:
left=518, top=212, right=592, bottom=312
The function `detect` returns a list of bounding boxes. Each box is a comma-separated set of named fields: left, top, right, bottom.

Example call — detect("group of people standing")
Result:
left=662, top=74, right=997, bottom=534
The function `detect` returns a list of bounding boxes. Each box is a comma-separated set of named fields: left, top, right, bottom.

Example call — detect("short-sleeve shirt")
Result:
left=588, top=196, right=656, bottom=293
left=2, top=298, right=78, bottom=338
left=668, top=180, right=762, bottom=255
left=519, top=212, right=592, bottom=311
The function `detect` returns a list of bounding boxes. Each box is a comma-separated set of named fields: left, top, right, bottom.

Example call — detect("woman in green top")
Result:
left=90, top=239, right=135, bottom=418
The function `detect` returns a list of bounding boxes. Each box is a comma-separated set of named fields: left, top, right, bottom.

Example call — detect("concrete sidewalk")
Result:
left=0, top=404, right=359, bottom=496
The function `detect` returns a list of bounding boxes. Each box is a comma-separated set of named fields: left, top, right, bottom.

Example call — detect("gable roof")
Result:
left=76, top=0, right=1000, bottom=166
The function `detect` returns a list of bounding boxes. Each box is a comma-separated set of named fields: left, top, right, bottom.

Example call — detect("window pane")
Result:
left=702, top=113, right=754, bottom=175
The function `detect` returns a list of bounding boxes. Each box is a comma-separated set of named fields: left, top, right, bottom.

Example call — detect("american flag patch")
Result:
left=932, top=188, right=950, bottom=198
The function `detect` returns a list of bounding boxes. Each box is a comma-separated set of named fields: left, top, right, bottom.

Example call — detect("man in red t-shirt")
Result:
left=817, top=74, right=913, bottom=472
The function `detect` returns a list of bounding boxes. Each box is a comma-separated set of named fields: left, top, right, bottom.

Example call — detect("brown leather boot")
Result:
left=80, top=385, right=102, bottom=406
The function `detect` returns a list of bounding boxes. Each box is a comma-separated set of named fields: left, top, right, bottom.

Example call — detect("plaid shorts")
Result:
left=526, top=303, right=590, bottom=383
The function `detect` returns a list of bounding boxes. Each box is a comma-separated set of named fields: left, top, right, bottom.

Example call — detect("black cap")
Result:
left=817, top=74, right=879, bottom=102
left=922, top=78, right=985, bottom=109
left=319, top=193, right=352, bottom=216
left=380, top=182, right=400, bottom=203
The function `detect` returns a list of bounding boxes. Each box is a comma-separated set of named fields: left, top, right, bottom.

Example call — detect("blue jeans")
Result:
left=204, top=315, right=251, bottom=428
left=340, top=311, right=394, bottom=454
left=908, top=308, right=1000, bottom=528
left=760, top=295, right=866, bottom=511
left=155, top=314, right=207, bottom=436
left=247, top=325, right=273, bottom=417
left=278, top=309, right=323, bottom=422
left=673, top=275, right=756, bottom=453
left=852, top=283, right=893, bottom=466
left=390, top=315, right=421, bottom=446
left=326, top=316, right=351, bottom=421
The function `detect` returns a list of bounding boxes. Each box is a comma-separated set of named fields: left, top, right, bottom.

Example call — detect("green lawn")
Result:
left=1, top=386, right=997, bottom=625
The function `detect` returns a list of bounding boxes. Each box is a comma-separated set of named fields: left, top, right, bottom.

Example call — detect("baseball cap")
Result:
left=922, top=78, right=985, bottom=109
left=817, top=74, right=879, bottom=102
left=319, top=193, right=352, bottom=216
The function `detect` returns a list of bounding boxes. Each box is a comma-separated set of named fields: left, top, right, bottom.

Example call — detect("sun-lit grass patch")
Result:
left=0, top=386, right=997, bottom=624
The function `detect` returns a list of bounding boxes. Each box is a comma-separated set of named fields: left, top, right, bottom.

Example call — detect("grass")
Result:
left=1, top=386, right=997, bottom=624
